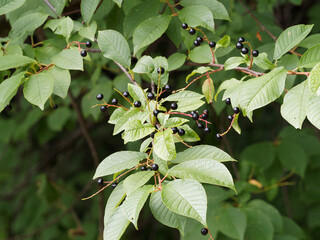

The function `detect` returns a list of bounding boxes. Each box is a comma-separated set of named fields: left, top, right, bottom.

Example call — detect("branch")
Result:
left=114, top=61, right=138, bottom=85
left=43, top=0, right=60, bottom=18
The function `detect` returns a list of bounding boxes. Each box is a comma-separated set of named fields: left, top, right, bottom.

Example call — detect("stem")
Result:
left=114, top=62, right=138, bottom=85
left=43, top=0, right=60, bottom=18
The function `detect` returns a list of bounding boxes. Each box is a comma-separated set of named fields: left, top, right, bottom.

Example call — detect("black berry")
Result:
left=241, top=47, right=249, bottom=54
left=192, top=113, right=199, bottom=120
left=194, top=40, right=200, bottom=47
left=197, top=123, right=204, bottom=129
left=204, top=127, right=211, bottom=134
left=111, top=98, right=118, bottom=105
left=153, top=109, right=159, bottom=116
left=96, top=93, right=103, bottom=101
left=170, top=102, right=178, bottom=110
left=171, top=127, right=178, bottom=134
left=201, top=228, right=208, bottom=236
left=80, top=50, right=87, bottom=57
left=233, top=107, right=240, bottom=114
left=252, top=50, right=259, bottom=57
left=189, top=28, right=196, bottom=35
left=216, top=133, right=222, bottom=140
left=203, top=109, right=209, bottom=115
left=191, top=111, right=196, bottom=115
left=236, top=42, right=243, bottom=49
left=123, top=91, right=130, bottom=97
left=238, top=37, right=245, bottom=43
left=134, top=101, right=141, bottom=107
left=157, top=67, right=165, bottom=74
left=178, top=129, right=185, bottom=136
left=141, top=166, right=147, bottom=171
left=86, top=41, right=92, bottom=48
left=147, top=92, right=154, bottom=100
left=164, top=84, right=172, bottom=92
left=97, top=178, right=104, bottom=185
left=225, top=98, right=231, bottom=105
left=150, top=132, right=155, bottom=139
left=100, top=105, right=107, bottom=112
left=209, top=41, right=216, bottom=48
left=52, top=104, right=58, bottom=109
left=201, top=114, right=208, bottom=120
left=181, top=23, right=188, bottom=29
left=227, top=115, right=233, bottom=121
left=151, top=163, right=159, bottom=171
left=196, top=37, right=203, bottom=42
left=112, top=183, right=118, bottom=189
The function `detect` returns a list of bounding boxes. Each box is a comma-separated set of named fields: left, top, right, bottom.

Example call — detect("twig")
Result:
left=43, top=0, right=60, bottom=18
left=114, top=61, right=138, bottom=85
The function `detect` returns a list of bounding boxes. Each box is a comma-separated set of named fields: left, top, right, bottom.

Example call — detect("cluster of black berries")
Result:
left=235, top=37, right=259, bottom=57
left=172, top=127, right=185, bottom=136
left=97, top=178, right=118, bottom=189
left=190, top=109, right=211, bottom=133
left=80, top=41, right=92, bottom=57
left=181, top=23, right=216, bottom=48
left=141, top=163, right=159, bottom=171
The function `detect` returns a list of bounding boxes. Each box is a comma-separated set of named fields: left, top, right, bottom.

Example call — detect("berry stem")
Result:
left=194, top=27, right=215, bottom=63
left=219, top=113, right=237, bottom=136
left=167, top=112, right=212, bottom=125
left=114, top=88, right=134, bottom=107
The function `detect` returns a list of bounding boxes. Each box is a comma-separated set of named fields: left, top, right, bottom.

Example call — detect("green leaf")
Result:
left=23, top=72, right=54, bottom=110
left=52, top=49, right=84, bottom=71
left=133, top=15, right=171, bottom=55
left=140, top=138, right=152, bottom=153
left=168, top=159, right=235, bottom=191
left=299, top=33, right=320, bottom=48
left=127, top=83, right=147, bottom=107
left=79, top=21, right=97, bottom=41
left=216, top=35, right=231, bottom=49
left=308, top=62, right=320, bottom=95
left=122, top=120, right=155, bottom=144
left=282, top=216, right=304, bottom=239
left=186, top=66, right=211, bottom=83
left=232, top=113, right=241, bottom=134
left=163, top=90, right=203, bottom=102
left=113, top=0, right=123, bottom=7
left=93, top=151, right=147, bottom=179
left=163, top=117, right=189, bottom=128
left=168, top=53, right=186, bottom=71
left=224, top=57, right=246, bottom=70
left=104, top=181, right=126, bottom=223
left=280, top=80, right=311, bottom=129
left=0, top=55, right=35, bottom=71
left=113, top=108, right=141, bottom=135
left=243, top=207, right=274, bottom=240
left=180, top=0, right=230, bottom=20
left=47, top=107, right=71, bottom=131
left=218, top=206, right=247, bottom=240
left=248, top=200, right=283, bottom=233
left=132, top=56, right=154, bottom=74
left=276, top=140, right=308, bottom=177
left=172, top=145, right=236, bottom=163
left=10, top=12, right=48, bottom=39
left=81, top=0, right=100, bottom=23
left=122, top=185, right=153, bottom=229
left=47, top=67, right=71, bottom=99
left=0, top=0, right=26, bottom=15
left=237, top=67, right=287, bottom=114
left=173, top=124, right=200, bottom=143
left=202, top=77, right=214, bottom=103
left=0, top=72, right=24, bottom=112
left=123, top=171, right=154, bottom=195
left=104, top=205, right=130, bottom=240
left=109, top=107, right=127, bottom=124
left=154, top=129, right=176, bottom=161
left=175, top=99, right=205, bottom=113
left=178, top=5, right=214, bottom=32
left=273, top=24, right=313, bottom=60
left=298, top=44, right=320, bottom=68
left=150, top=56, right=169, bottom=87
left=189, top=45, right=213, bottom=64
left=253, top=52, right=276, bottom=70
left=161, top=179, right=207, bottom=226
left=98, top=30, right=131, bottom=68
left=54, top=16, right=74, bottom=41
left=307, top=96, right=320, bottom=129
left=153, top=152, right=169, bottom=175
left=149, top=191, right=186, bottom=235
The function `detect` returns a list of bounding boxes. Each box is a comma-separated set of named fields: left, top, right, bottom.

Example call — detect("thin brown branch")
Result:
left=114, top=61, right=138, bottom=85
left=43, top=0, right=60, bottom=18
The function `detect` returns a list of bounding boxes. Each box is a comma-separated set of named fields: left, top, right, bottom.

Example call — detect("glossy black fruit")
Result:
left=227, top=115, right=233, bottom=121
left=171, top=127, right=178, bottom=134
left=236, top=42, right=243, bottom=49
left=216, top=133, right=222, bottom=140
left=97, top=178, right=103, bottom=185
left=134, top=101, right=141, bottom=107
left=252, top=50, right=259, bottom=57
left=153, top=109, right=159, bottom=116
left=189, top=28, right=196, bottom=35
left=151, top=163, right=159, bottom=171
left=201, top=228, right=208, bottom=235
left=164, top=84, right=172, bottom=92
left=238, top=37, right=245, bottom=43
left=209, top=41, right=216, bottom=48
left=111, top=98, right=118, bottom=105
left=80, top=50, right=87, bottom=57
left=111, top=183, right=118, bottom=189
left=192, top=113, right=199, bottom=120
left=141, top=166, right=147, bottom=171
left=190, top=111, right=196, bottom=115
left=52, top=104, right=58, bottom=109
left=178, top=129, right=185, bottom=136
left=225, top=98, right=231, bottom=105
left=201, top=114, right=208, bottom=120
left=86, top=41, right=92, bottom=48
left=194, top=40, right=200, bottom=47
left=197, top=123, right=204, bottom=129
left=100, top=106, right=107, bottom=112
left=147, top=92, right=154, bottom=100
left=170, top=102, right=178, bottom=110
left=181, top=23, right=188, bottom=29
left=203, top=109, right=209, bottom=115
left=196, top=37, right=203, bottom=42
left=233, top=107, right=240, bottom=114
left=123, top=91, right=130, bottom=97
left=150, top=132, right=155, bottom=139
left=96, top=93, right=103, bottom=101
left=204, top=127, right=211, bottom=133
left=241, top=47, right=249, bottom=54
left=157, top=67, right=165, bottom=74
